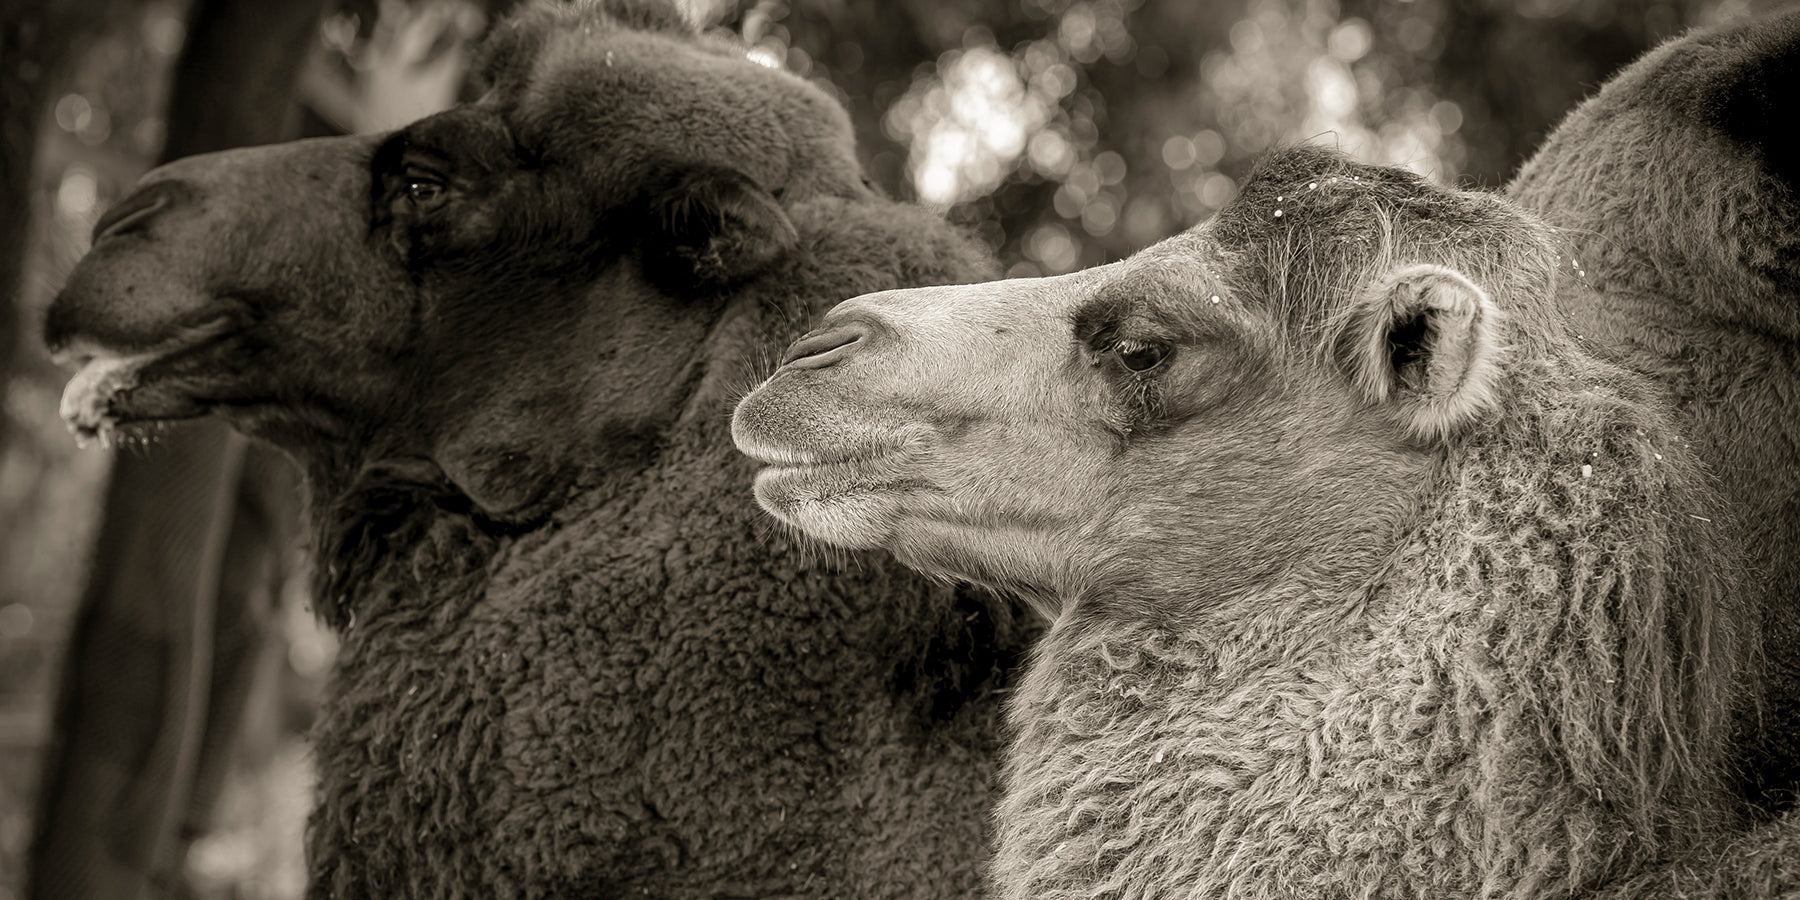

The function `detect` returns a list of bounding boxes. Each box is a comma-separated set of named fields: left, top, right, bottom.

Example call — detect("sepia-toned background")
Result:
left=0, top=0, right=1790, bottom=895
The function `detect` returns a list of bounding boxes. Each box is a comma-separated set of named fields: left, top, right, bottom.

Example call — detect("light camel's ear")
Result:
left=1347, top=263, right=1502, bottom=441
left=639, top=165, right=798, bottom=293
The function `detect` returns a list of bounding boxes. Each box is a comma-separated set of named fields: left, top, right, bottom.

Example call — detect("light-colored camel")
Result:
left=735, top=143, right=1765, bottom=898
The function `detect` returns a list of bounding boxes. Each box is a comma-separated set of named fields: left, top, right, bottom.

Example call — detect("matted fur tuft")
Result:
left=475, top=0, right=698, bottom=95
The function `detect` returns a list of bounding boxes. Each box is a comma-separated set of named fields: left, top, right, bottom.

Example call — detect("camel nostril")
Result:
left=781, top=323, right=870, bottom=369
left=92, top=182, right=180, bottom=242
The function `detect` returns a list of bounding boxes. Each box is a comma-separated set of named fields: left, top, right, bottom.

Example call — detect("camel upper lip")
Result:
left=737, top=439, right=902, bottom=471
left=731, top=375, right=925, bottom=474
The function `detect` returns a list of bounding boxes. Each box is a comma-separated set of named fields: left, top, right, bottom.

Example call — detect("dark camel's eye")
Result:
left=1116, top=340, right=1171, bottom=372
left=405, top=178, right=445, bottom=207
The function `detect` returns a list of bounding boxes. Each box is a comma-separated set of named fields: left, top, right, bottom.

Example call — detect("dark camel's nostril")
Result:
left=92, top=181, right=180, bottom=242
left=782, top=321, right=871, bottom=369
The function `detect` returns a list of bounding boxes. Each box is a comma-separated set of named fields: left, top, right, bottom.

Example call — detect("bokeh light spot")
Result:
left=144, top=5, right=187, bottom=56
left=1026, top=222, right=1079, bottom=273
left=1327, top=18, right=1372, bottom=62
left=1162, top=136, right=1196, bottom=170
left=56, top=167, right=101, bottom=221
left=54, top=94, right=93, bottom=134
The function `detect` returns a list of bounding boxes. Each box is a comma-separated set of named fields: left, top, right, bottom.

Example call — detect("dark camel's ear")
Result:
left=1347, top=263, right=1502, bottom=441
left=639, top=166, right=798, bottom=293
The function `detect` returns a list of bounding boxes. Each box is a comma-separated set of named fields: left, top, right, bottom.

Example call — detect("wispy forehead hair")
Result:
left=474, top=0, right=703, bottom=96
left=1080, top=234, right=1233, bottom=337
left=1206, top=144, right=1561, bottom=355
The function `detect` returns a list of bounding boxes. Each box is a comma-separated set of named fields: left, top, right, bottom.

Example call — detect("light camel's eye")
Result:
left=1116, top=340, right=1172, bottom=372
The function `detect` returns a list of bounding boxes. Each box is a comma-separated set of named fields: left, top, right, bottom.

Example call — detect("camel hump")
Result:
left=1703, top=9, right=1799, bottom=187
left=1646, top=7, right=1800, bottom=188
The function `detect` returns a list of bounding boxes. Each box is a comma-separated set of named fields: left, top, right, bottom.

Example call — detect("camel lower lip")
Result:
left=754, top=456, right=909, bottom=499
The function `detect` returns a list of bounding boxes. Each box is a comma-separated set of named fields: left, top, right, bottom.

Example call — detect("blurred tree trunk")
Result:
left=0, top=0, right=113, bottom=455
left=26, top=1, right=321, bottom=897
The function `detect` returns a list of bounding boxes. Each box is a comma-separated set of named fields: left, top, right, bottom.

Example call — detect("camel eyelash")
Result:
left=1082, top=323, right=1176, bottom=375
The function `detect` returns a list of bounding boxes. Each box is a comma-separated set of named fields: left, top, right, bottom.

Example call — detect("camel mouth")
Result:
left=733, top=420, right=911, bottom=473
left=731, top=380, right=938, bottom=546
left=55, top=329, right=240, bottom=447
left=748, top=447, right=929, bottom=549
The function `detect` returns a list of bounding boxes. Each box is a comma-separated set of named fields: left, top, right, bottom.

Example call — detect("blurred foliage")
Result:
left=12, top=0, right=187, bottom=286
left=706, top=0, right=1766, bottom=275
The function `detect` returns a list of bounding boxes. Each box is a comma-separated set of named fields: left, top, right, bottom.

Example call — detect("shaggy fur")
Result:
left=45, top=2, right=1032, bottom=896
left=998, top=147, right=1746, bottom=899
left=1509, top=6, right=1800, bottom=813
left=734, top=143, right=1754, bottom=898
left=304, top=194, right=1022, bottom=899
left=1588, top=809, right=1800, bottom=899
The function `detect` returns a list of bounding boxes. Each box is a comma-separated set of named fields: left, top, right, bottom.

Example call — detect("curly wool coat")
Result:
left=1500, top=10, right=1800, bottom=897
left=306, top=194, right=1023, bottom=899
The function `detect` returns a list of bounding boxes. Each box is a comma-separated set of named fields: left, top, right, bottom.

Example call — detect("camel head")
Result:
left=44, top=0, right=867, bottom=520
left=735, top=144, right=1549, bottom=617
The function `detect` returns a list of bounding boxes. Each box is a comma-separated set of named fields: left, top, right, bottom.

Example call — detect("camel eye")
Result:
left=1116, top=340, right=1171, bottom=372
left=405, top=178, right=445, bottom=208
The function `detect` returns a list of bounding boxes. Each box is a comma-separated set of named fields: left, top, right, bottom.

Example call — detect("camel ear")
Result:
left=640, top=166, right=798, bottom=293
left=1348, top=263, right=1501, bottom=441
